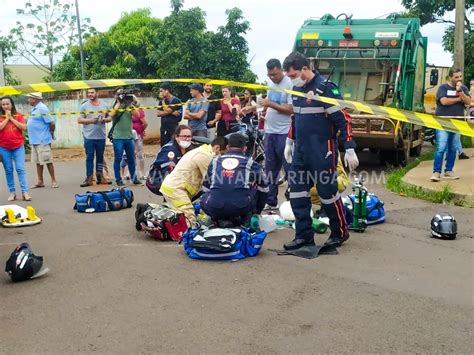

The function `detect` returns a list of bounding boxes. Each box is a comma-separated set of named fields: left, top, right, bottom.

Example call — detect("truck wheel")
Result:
left=396, top=149, right=409, bottom=167
left=409, top=144, right=422, bottom=157
left=379, top=149, right=408, bottom=167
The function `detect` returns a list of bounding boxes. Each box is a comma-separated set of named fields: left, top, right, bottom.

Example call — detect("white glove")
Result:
left=284, top=138, right=294, bottom=164
left=344, top=148, right=359, bottom=172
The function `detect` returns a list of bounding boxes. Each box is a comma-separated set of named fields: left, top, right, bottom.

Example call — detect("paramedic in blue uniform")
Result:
left=282, top=51, right=359, bottom=250
left=201, top=133, right=269, bottom=225
left=146, top=125, right=194, bottom=195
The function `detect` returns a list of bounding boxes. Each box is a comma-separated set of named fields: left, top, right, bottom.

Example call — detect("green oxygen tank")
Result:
left=312, top=217, right=328, bottom=233
left=248, top=215, right=260, bottom=232
left=350, top=177, right=368, bottom=232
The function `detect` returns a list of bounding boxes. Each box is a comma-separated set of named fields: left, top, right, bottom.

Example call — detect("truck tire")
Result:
left=379, top=149, right=408, bottom=167
left=409, top=144, right=422, bottom=157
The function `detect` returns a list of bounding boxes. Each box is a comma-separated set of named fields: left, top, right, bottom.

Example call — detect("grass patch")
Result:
left=385, top=149, right=460, bottom=205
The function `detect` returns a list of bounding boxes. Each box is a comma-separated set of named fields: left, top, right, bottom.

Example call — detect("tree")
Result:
left=148, top=5, right=256, bottom=97
left=170, top=0, right=184, bottom=14
left=9, top=0, right=96, bottom=77
left=4, top=69, right=22, bottom=86
left=0, top=35, right=22, bottom=85
left=53, top=8, right=162, bottom=81
left=53, top=2, right=257, bottom=93
left=401, top=0, right=474, bottom=82
left=207, top=8, right=257, bottom=83
left=149, top=6, right=208, bottom=81
left=442, top=27, right=474, bottom=81
left=401, top=0, right=473, bottom=28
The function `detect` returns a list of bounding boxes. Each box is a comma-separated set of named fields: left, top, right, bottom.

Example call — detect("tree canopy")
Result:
left=401, top=0, right=474, bottom=81
left=52, top=2, right=257, bottom=88
left=7, top=0, right=96, bottom=77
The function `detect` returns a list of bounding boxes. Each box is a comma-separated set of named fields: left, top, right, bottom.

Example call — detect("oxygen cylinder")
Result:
left=351, top=177, right=368, bottom=232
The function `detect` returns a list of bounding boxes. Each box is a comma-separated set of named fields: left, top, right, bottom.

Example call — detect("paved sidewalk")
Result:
left=402, top=148, right=474, bottom=198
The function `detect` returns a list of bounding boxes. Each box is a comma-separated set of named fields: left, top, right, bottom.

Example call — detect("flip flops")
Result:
left=30, top=184, right=45, bottom=189
left=22, top=193, right=32, bottom=201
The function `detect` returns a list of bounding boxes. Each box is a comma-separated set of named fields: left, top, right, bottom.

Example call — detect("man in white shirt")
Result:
left=260, top=58, right=294, bottom=210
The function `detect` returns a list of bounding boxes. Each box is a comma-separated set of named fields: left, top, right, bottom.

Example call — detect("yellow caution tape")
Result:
left=1, top=78, right=473, bottom=137
left=0, top=96, right=233, bottom=119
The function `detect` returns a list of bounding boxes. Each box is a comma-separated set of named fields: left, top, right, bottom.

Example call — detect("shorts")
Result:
left=31, top=144, right=53, bottom=165
left=136, top=136, right=144, bottom=161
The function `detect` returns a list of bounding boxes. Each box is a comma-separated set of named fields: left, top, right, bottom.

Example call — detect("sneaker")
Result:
left=263, top=203, right=279, bottom=211
left=430, top=172, right=441, bottom=182
left=443, top=171, right=459, bottom=180
left=132, top=179, right=143, bottom=186
left=459, top=152, right=470, bottom=160
left=116, top=181, right=125, bottom=187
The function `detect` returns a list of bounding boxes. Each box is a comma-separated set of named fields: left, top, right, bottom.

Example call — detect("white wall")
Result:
left=17, top=97, right=162, bottom=148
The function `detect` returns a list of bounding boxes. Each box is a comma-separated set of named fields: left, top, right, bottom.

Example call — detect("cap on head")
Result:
left=190, top=83, right=204, bottom=93
left=26, top=92, right=43, bottom=100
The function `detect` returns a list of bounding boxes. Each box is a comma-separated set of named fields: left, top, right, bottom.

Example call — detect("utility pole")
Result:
left=453, top=0, right=465, bottom=73
left=75, top=0, right=86, bottom=80
left=0, top=49, right=5, bottom=86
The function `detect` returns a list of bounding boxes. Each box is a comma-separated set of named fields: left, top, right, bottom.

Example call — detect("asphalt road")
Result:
left=0, top=153, right=473, bottom=353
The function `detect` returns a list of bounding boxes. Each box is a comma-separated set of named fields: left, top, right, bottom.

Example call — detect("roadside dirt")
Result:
left=25, top=144, right=161, bottom=162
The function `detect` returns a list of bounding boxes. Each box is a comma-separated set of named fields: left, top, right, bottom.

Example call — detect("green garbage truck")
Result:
left=293, top=13, right=427, bottom=165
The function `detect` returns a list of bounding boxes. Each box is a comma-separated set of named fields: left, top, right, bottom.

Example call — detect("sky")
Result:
left=0, top=0, right=463, bottom=81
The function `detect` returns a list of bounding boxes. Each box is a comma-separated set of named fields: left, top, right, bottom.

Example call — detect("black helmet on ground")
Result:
left=430, top=213, right=457, bottom=240
left=5, top=243, right=48, bottom=282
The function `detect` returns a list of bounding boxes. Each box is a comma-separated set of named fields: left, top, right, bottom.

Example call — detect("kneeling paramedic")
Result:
left=160, top=137, right=228, bottom=225
left=147, top=125, right=195, bottom=195
left=282, top=51, right=359, bottom=250
left=200, top=133, right=268, bottom=226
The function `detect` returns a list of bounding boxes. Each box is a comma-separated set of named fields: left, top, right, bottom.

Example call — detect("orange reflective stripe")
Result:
left=334, top=198, right=345, bottom=235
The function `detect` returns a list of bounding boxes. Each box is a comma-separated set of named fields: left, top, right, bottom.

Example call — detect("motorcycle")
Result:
left=227, top=116, right=265, bottom=165
left=423, top=128, right=436, bottom=145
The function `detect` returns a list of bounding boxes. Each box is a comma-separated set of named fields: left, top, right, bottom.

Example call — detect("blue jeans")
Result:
left=84, top=138, right=106, bottom=178
left=433, top=130, right=458, bottom=173
left=454, top=134, right=463, bottom=154
left=0, top=145, right=29, bottom=193
left=264, top=133, right=290, bottom=207
left=113, top=139, right=136, bottom=182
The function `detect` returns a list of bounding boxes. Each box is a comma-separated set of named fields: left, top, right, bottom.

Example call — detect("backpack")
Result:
left=145, top=165, right=164, bottom=196
left=348, top=193, right=385, bottom=225
left=74, top=188, right=133, bottom=212
left=135, top=203, right=188, bottom=241
left=182, top=226, right=267, bottom=261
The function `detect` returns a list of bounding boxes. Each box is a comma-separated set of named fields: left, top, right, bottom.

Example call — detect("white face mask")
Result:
left=178, top=140, right=192, bottom=149
left=291, top=76, right=305, bottom=87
